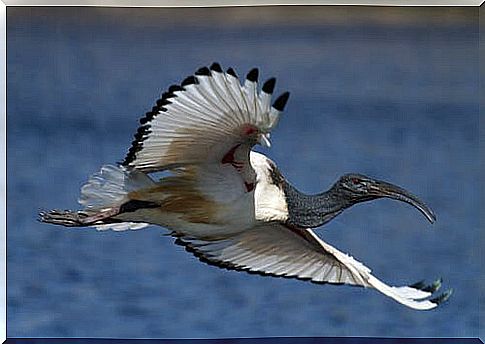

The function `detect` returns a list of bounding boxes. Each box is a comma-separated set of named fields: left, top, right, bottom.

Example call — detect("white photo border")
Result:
left=1, top=2, right=482, bottom=343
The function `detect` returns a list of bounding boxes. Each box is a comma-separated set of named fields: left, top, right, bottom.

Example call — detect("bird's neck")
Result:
left=283, top=182, right=352, bottom=228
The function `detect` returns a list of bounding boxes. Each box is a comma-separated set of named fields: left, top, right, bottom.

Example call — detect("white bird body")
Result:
left=91, top=151, right=287, bottom=238
left=41, top=63, right=451, bottom=310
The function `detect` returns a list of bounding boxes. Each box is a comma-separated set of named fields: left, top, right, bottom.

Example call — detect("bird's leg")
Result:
left=39, top=200, right=160, bottom=227
left=39, top=208, right=120, bottom=227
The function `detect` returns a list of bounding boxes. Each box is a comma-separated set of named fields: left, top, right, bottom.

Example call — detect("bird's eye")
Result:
left=345, top=177, right=369, bottom=193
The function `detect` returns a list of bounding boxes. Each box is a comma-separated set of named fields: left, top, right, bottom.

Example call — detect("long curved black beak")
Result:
left=369, top=181, right=436, bottom=223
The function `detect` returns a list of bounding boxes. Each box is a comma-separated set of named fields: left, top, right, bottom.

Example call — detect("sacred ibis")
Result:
left=40, top=63, right=452, bottom=310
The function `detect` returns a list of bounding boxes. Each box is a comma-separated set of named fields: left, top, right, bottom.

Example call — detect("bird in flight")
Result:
left=40, top=63, right=451, bottom=310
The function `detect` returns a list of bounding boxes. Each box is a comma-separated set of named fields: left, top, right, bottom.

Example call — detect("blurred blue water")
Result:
left=7, top=8, right=479, bottom=339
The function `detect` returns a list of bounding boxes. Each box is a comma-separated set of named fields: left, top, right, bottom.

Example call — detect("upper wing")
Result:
left=174, top=223, right=451, bottom=310
left=122, top=63, right=290, bottom=173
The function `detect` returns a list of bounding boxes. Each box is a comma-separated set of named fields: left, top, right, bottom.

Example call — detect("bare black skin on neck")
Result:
left=267, top=163, right=436, bottom=229
left=283, top=182, right=362, bottom=228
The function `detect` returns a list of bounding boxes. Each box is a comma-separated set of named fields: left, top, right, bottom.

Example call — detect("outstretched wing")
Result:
left=174, top=223, right=451, bottom=310
left=122, top=63, right=290, bottom=173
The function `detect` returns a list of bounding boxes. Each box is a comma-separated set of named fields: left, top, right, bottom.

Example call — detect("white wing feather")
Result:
left=123, top=64, right=289, bottom=173
left=176, top=223, right=447, bottom=310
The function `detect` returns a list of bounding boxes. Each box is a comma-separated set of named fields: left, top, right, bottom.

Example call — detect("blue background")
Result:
left=7, top=7, right=480, bottom=339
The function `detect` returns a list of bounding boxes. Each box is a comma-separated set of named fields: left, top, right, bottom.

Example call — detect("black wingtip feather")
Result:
left=156, top=98, right=172, bottom=107
left=125, top=126, right=149, bottom=154
left=195, top=66, right=211, bottom=76
left=246, top=68, right=259, bottom=82
left=409, top=280, right=426, bottom=290
left=210, top=62, right=223, bottom=73
left=272, top=92, right=290, bottom=111
left=430, top=289, right=453, bottom=305
left=161, top=91, right=176, bottom=100
left=262, top=78, right=276, bottom=94
left=226, top=67, right=238, bottom=78
left=422, top=278, right=442, bottom=293
left=181, top=75, right=198, bottom=87
left=410, top=278, right=442, bottom=293
left=124, top=97, right=162, bottom=165
left=169, top=85, right=184, bottom=93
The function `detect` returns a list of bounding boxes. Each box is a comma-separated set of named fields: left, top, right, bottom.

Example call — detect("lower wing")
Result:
left=173, top=223, right=452, bottom=310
